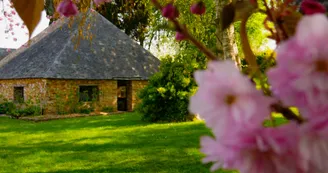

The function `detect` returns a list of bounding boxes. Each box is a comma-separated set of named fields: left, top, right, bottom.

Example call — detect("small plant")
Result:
left=7, top=105, right=43, bottom=118
left=101, top=106, right=114, bottom=113
left=0, top=102, right=16, bottom=114
left=79, top=107, right=94, bottom=114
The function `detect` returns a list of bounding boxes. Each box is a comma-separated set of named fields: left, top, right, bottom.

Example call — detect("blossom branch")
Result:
left=271, top=102, right=304, bottom=124
left=151, top=0, right=218, bottom=61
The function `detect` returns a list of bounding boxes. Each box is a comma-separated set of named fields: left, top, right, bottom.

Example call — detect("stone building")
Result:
left=0, top=12, right=160, bottom=114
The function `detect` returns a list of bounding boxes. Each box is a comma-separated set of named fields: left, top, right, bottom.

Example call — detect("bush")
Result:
left=79, top=107, right=94, bottom=114
left=137, top=55, right=202, bottom=122
left=102, top=106, right=114, bottom=113
left=0, top=102, right=16, bottom=114
left=23, top=105, right=42, bottom=116
left=7, top=105, right=42, bottom=118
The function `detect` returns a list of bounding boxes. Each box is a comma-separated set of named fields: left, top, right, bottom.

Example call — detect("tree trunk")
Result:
left=215, top=0, right=240, bottom=67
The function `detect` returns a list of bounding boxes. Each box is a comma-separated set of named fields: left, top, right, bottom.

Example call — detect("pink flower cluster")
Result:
left=161, top=1, right=206, bottom=41
left=190, top=13, right=328, bottom=173
left=56, top=0, right=112, bottom=17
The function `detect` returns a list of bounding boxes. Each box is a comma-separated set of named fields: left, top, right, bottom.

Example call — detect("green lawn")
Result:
left=0, top=113, right=236, bottom=173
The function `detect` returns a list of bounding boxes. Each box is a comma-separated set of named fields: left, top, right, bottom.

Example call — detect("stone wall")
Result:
left=131, top=80, right=148, bottom=111
left=46, top=79, right=117, bottom=114
left=0, top=79, right=47, bottom=105
left=0, top=79, right=148, bottom=114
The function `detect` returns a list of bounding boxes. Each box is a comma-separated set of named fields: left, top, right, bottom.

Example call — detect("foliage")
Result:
left=101, top=106, right=114, bottom=113
left=137, top=55, right=200, bottom=122
left=53, top=87, right=98, bottom=115
left=234, top=13, right=270, bottom=57
left=0, top=102, right=16, bottom=114
left=240, top=51, right=276, bottom=74
left=78, top=107, right=94, bottom=114
left=97, top=0, right=152, bottom=46
left=7, top=104, right=42, bottom=118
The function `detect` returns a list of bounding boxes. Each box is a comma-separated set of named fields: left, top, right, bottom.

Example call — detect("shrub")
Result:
left=78, top=103, right=94, bottom=114
left=79, top=107, right=94, bottom=114
left=23, top=105, right=42, bottom=116
left=0, top=102, right=16, bottom=114
left=137, top=55, right=202, bottom=122
left=102, top=106, right=114, bottom=113
left=7, top=105, right=42, bottom=118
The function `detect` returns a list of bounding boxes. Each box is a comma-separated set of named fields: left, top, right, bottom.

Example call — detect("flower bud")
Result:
left=56, top=0, right=79, bottom=17
left=162, top=3, right=179, bottom=19
left=175, top=31, right=186, bottom=41
left=301, top=0, right=326, bottom=15
left=190, top=1, right=206, bottom=15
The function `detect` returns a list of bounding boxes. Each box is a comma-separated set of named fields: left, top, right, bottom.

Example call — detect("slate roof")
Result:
left=0, top=48, right=11, bottom=62
left=0, top=12, right=160, bottom=80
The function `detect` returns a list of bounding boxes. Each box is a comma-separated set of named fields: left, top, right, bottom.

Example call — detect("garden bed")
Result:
left=18, top=111, right=127, bottom=122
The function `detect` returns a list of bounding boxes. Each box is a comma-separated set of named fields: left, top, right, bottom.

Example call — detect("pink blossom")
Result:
left=93, top=0, right=111, bottom=6
left=56, top=0, right=79, bottom=17
left=267, top=14, right=328, bottom=118
left=190, top=1, right=206, bottom=15
left=301, top=0, right=326, bottom=15
left=13, top=38, right=17, bottom=42
left=201, top=124, right=302, bottom=173
left=189, top=60, right=273, bottom=138
left=299, top=116, right=328, bottom=172
left=162, top=4, right=179, bottom=19
left=175, top=31, right=186, bottom=41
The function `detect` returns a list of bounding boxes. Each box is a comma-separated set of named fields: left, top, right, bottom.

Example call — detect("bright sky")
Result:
left=0, top=0, right=49, bottom=49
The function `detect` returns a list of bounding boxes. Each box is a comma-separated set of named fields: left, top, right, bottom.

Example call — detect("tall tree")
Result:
left=97, top=0, right=151, bottom=46
left=215, top=0, right=239, bottom=64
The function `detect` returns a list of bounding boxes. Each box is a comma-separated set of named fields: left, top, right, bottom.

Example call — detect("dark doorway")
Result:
left=117, top=80, right=129, bottom=111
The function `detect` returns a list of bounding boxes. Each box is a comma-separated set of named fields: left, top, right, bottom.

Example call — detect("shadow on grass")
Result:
left=0, top=113, right=150, bottom=133
left=0, top=113, right=221, bottom=173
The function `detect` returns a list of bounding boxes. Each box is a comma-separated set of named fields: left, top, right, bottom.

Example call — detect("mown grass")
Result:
left=0, top=113, right=238, bottom=173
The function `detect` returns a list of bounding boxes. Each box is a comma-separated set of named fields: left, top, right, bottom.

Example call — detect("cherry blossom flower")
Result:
left=267, top=14, right=328, bottom=118
left=56, top=0, right=79, bottom=17
left=201, top=124, right=302, bottom=173
left=189, top=60, right=273, bottom=138
left=299, top=116, right=328, bottom=172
